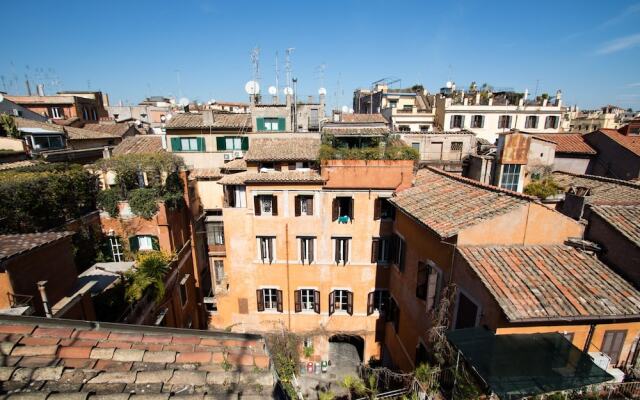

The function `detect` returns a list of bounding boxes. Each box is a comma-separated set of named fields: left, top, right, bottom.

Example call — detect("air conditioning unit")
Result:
left=233, top=150, right=243, bottom=159
left=223, top=153, right=233, bottom=161
left=589, top=352, right=611, bottom=371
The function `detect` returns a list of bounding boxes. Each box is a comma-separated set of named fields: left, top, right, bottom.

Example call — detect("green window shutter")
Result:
left=278, top=117, right=285, bottom=131
left=216, top=137, right=226, bottom=151
left=128, top=236, right=139, bottom=253
left=197, top=137, right=206, bottom=152
left=256, top=118, right=265, bottom=131
left=170, top=137, right=182, bottom=152
left=241, top=137, right=249, bottom=151
left=151, top=236, right=160, bottom=251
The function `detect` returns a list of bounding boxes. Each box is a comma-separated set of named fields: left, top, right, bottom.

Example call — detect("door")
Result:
left=455, top=292, right=479, bottom=330
left=601, top=330, right=627, bottom=366
left=426, top=142, right=443, bottom=161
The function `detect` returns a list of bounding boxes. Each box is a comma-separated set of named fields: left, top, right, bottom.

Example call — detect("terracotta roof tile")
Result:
left=64, top=126, right=123, bottom=140
left=244, top=137, right=320, bottom=162
left=14, top=117, right=64, bottom=133
left=165, top=113, right=250, bottom=129
left=218, top=170, right=324, bottom=185
left=81, top=123, right=133, bottom=137
left=0, top=316, right=271, bottom=397
left=597, top=128, right=640, bottom=156
left=533, top=133, right=596, bottom=154
left=0, top=232, right=74, bottom=262
left=323, top=127, right=389, bottom=136
left=112, top=135, right=164, bottom=155
left=591, top=205, right=640, bottom=247
left=188, top=168, right=221, bottom=180
left=552, top=172, right=640, bottom=206
left=220, top=158, right=247, bottom=172
left=341, top=113, right=387, bottom=123
left=390, top=168, right=532, bottom=238
left=459, top=245, right=640, bottom=322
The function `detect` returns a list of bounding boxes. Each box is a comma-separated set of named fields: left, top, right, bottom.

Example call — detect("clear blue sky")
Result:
left=2, top=0, right=639, bottom=110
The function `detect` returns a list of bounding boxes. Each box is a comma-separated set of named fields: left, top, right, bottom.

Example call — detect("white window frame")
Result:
left=214, top=260, right=224, bottom=284
left=137, top=235, right=154, bottom=251
left=262, top=288, right=278, bottom=310
left=260, top=195, right=273, bottom=215
left=334, top=237, right=350, bottom=265
left=257, top=236, right=276, bottom=263
left=471, top=115, right=484, bottom=128
left=50, top=107, right=63, bottom=119
left=452, top=115, right=464, bottom=128
left=300, top=288, right=315, bottom=312
left=334, top=289, right=349, bottom=312
left=225, top=137, right=242, bottom=150
left=299, top=237, right=315, bottom=264
left=180, top=137, right=199, bottom=151
left=232, top=186, right=246, bottom=208
left=264, top=118, right=280, bottom=131
left=500, top=164, right=521, bottom=191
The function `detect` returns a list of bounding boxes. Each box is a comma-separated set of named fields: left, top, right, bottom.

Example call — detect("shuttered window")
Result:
left=416, top=262, right=442, bottom=310
left=294, top=289, right=320, bottom=313
left=257, top=236, right=275, bottom=263
left=171, top=137, right=205, bottom=152
left=329, top=290, right=353, bottom=316
left=334, top=237, right=350, bottom=265
left=295, top=195, right=314, bottom=216
left=128, top=235, right=160, bottom=252
left=257, top=288, right=282, bottom=312
left=367, top=289, right=389, bottom=315
left=371, top=237, right=391, bottom=264
left=299, top=237, right=315, bottom=264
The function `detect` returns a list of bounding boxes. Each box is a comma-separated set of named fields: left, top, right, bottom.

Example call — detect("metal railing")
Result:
left=7, top=293, right=34, bottom=308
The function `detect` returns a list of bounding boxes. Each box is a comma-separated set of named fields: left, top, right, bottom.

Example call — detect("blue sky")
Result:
left=2, top=0, right=639, bottom=109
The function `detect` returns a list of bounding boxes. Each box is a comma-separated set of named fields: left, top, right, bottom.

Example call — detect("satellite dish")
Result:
left=208, top=99, right=216, bottom=105
left=349, top=108, right=354, bottom=114
left=165, top=114, right=173, bottom=121
left=268, top=86, right=277, bottom=96
left=179, top=97, right=190, bottom=107
left=318, top=87, right=327, bottom=95
left=283, top=87, right=293, bottom=95
left=169, top=99, right=176, bottom=105
left=0, top=93, right=4, bottom=103
left=341, top=105, right=349, bottom=113
left=135, top=119, right=141, bottom=126
left=245, top=80, right=260, bottom=95
left=445, top=81, right=452, bottom=88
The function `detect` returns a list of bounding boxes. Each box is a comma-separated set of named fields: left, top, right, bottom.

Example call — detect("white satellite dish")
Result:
left=208, top=99, right=216, bottom=105
left=349, top=108, right=354, bottom=114
left=283, top=87, right=293, bottom=95
left=318, top=87, right=327, bottom=96
left=245, top=80, right=260, bottom=95
left=165, top=114, right=173, bottom=121
left=169, top=99, right=176, bottom=105
left=445, top=81, right=452, bottom=88
left=341, top=105, right=349, bottom=113
left=0, top=93, right=4, bottom=103
left=268, top=86, right=277, bottom=96
left=179, top=97, right=190, bottom=107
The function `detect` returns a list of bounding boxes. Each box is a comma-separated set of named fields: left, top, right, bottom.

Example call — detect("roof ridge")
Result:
left=424, top=166, right=537, bottom=201
left=553, top=171, right=640, bottom=189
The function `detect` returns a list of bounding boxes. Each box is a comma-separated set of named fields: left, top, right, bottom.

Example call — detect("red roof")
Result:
left=340, top=114, right=387, bottom=124
left=534, top=133, right=596, bottom=155
left=598, top=129, right=640, bottom=156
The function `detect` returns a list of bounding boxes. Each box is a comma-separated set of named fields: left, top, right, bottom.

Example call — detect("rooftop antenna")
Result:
left=533, top=79, right=540, bottom=100
left=250, top=47, right=261, bottom=104
left=175, top=70, right=182, bottom=99
left=274, top=51, right=280, bottom=99
left=285, top=48, right=295, bottom=89
left=0, top=76, right=7, bottom=92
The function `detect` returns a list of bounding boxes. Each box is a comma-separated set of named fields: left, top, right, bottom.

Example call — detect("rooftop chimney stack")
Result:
left=36, top=84, right=45, bottom=97
left=202, top=110, right=215, bottom=126
left=556, top=90, right=562, bottom=107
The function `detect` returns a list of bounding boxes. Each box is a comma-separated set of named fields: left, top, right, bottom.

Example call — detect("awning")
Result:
left=446, top=328, right=613, bottom=399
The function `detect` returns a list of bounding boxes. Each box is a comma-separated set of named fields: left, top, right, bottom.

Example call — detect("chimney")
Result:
left=272, top=95, right=278, bottom=105
left=474, top=93, right=480, bottom=105
left=463, top=98, right=469, bottom=106
left=102, top=146, right=112, bottom=159
left=36, top=84, right=45, bottom=96
left=542, top=98, right=548, bottom=107
left=488, top=97, right=493, bottom=106
left=518, top=98, right=524, bottom=107
left=555, top=90, right=562, bottom=107
left=37, top=281, right=52, bottom=318
left=25, top=80, right=32, bottom=96
left=319, top=93, right=326, bottom=107
left=523, top=89, right=529, bottom=101
left=286, top=93, right=292, bottom=108
left=202, top=110, right=215, bottom=126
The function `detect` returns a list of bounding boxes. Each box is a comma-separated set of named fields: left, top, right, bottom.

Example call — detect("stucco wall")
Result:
left=553, top=156, right=592, bottom=175
left=196, top=180, right=225, bottom=210
left=321, top=160, right=414, bottom=190
left=586, top=132, right=640, bottom=180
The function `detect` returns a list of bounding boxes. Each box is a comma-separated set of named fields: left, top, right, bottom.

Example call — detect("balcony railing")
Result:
left=7, top=293, right=34, bottom=308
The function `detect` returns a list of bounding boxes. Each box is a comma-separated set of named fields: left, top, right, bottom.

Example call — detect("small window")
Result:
left=226, top=185, right=246, bottom=208
left=82, top=107, right=89, bottom=120
left=416, top=261, right=442, bottom=310
left=391, top=235, right=406, bottom=271
left=498, top=115, right=512, bottom=129
left=50, top=107, right=64, bottom=119
left=225, top=137, right=243, bottom=150
left=295, top=288, right=319, bottom=313
left=254, top=194, right=277, bottom=216
left=179, top=274, right=189, bottom=307
left=545, top=116, right=559, bottom=129
left=367, top=289, right=389, bottom=315
left=450, top=142, right=463, bottom=151
left=471, top=115, right=484, bottom=128
left=411, top=143, right=420, bottom=152
left=333, top=197, right=353, bottom=223
left=500, top=164, right=521, bottom=191
left=329, top=289, right=353, bottom=315
left=206, top=222, right=224, bottom=245
left=375, top=198, right=395, bottom=221
left=92, top=108, right=98, bottom=121
left=295, top=195, right=314, bottom=216
left=129, top=235, right=159, bottom=252
left=371, top=237, right=391, bottom=264
left=451, top=115, right=464, bottom=128
left=389, top=100, right=397, bottom=108
left=257, top=236, right=275, bottom=263
left=398, top=125, right=410, bottom=132
left=214, top=260, right=224, bottom=284
left=334, top=237, right=351, bottom=265
left=180, top=137, right=199, bottom=151
left=257, top=288, right=282, bottom=312
left=264, top=118, right=280, bottom=131
left=419, top=125, right=430, bottom=132
left=299, top=237, right=315, bottom=265
left=138, top=236, right=154, bottom=251
left=525, top=116, right=538, bottom=129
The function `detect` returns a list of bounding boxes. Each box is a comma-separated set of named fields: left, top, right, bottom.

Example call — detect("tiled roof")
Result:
left=533, top=133, right=596, bottom=155
left=5, top=95, right=76, bottom=105
left=218, top=170, right=324, bottom=185
left=323, top=127, right=389, bottom=137
left=65, top=126, right=122, bottom=140
left=591, top=205, right=640, bottom=247
left=220, top=158, right=247, bottom=172
left=165, top=113, right=250, bottom=129
left=0, top=316, right=272, bottom=398
left=389, top=168, right=531, bottom=238
left=0, top=232, right=74, bottom=262
left=0, top=160, right=38, bottom=171
left=340, top=114, right=387, bottom=124
left=189, top=168, right=222, bottom=180
left=244, top=138, right=320, bottom=162
left=598, top=128, right=640, bottom=156
left=458, top=245, right=640, bottom=322
left=112, top=136, right=164, bottom=155
left=552, top=172, right=640, bottom=206
left=14, top=117, right=64, bottom=133
left=81, top=123, right=133, bottom=137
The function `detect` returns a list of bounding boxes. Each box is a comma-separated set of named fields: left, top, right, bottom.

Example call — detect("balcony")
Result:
left=3, top=293, right=35, bottom=316
left=208, top=243, right=226, bottom=256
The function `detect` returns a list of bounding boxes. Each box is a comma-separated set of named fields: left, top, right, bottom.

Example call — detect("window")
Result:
left=450, top=115, right=464, bottom=128
left=295, top=161, right=310, bottom=170
left=389, top=100, right=397, bottom=108
left=411, top=143, right=420, bottom=152
left=419, top=125, right=430, bottom=132
left=471, top=115, right=484, bottom=128
left=329, top=290, right=353, bottom=315
left=367, top=289, right=389, bottom=315
left=129, top=235, right=159, bottom=252
left=332, top=197, right=354, bottom=223
left=450, top=142, right=463, bottom=151
left=295, top=195, right=314, bottom=216
left=109, top=237, right=124, bottom=262
left=299, top=237, right=315, bottom=264
left=334, top=237, right=350, bottom=265
left=226, top=185, right=246, bottom=208
left=500, top=164, right=521, bottom=191
left=214, top=260, right=224, bottom=284
left=91, top=108, right=98, bottom=121
left=206, top=222, right=224, bottom=245
left=82, top=107, right=89, bottom=120
left=33, top=135, right=64, bottom=150
left=216, top=136, right=247, bottom=151
left=257, top=236, right=275, bottom=263
left=525, top=116, right=538, bottom=129
left=399, top=125, right=410, bottom=132
left=416, top=261, right=442, bottom=310
left=386, top=297, right=400, bottom=332
left=49, top=107, right=64, bottom=119
left=545, top=116, right=559, bottom=129
left=264, top=118, right=282, bottom=131
left=391, top=235, right=406, bottom=271
left=601, top=330, right=627, bottom=366
left=181, top=138, right=199, bottom=151
left=179, top=274, right=189, bottom=307
left=454, top=292, right=480, bottom=329
left=254, top=194, right=277, bottom=216
left=225, top=137, right=243, bottom=150
left=371, top=237, right=391, bottom=264
left=374, top=198, right=395, bottom=220
left=257, top=288, right=282, bottom=312
left=498, top=115, right=512, bottom=129
left=294, top=289, right=320, bottom=313
left=171, top=137, right=205, bottom=152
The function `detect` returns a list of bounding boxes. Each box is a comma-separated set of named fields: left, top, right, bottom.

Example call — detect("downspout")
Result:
left=37, top=281, right=52, bottom=318
left=285, top=223, right=292, bottom=330
left=583, top=324, right=596, bottom=353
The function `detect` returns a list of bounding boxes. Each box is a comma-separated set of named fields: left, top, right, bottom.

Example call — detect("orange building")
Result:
left=207, top=137, right=414, bottom=363
left=6, top=91, right=108, bottom=123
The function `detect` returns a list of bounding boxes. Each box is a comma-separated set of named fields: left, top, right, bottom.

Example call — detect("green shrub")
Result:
left=97, top=188, right=121, bottom=217
left=127, top=188, right=159, bottom=219
left=524, top=176, right=563, bottom=199
left=124, top=251, right=171, bottom=303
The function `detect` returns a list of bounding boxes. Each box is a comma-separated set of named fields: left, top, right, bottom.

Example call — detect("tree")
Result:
left=0, top=114, right=20, bottom=138
left=125, top=251, right=171, bottom=303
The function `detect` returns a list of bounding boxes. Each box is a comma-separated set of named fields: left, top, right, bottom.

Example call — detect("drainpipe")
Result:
left=285, top=223, right=292, bottom=330
left=583, top=324, right=596, bottom=353
left=37, top=281, right=53, bottom=318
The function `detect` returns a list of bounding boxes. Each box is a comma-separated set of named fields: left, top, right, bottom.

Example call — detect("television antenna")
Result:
left=274, top=51, right=280, bottom=96
left=250, top=47, right=260, bottom=85
left=179, top=97, right=190, bottom=107
left=285, top=48, right=295, bottom=89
